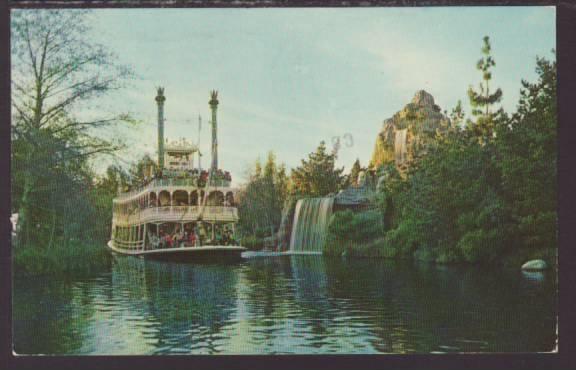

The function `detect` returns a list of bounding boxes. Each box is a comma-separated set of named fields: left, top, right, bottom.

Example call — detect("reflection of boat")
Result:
left=107, top=256, right=240, bottom=354
left=107, top=89, right=246, bottom=261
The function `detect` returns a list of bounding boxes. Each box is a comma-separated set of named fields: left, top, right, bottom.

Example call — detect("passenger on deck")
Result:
left=149, top=234, right=159, bottom=250
left=188, top=230, right=197, bottom=247
left=158, top=231, right=166, bottom=248
left=165, top=234, right=173, bottom=248
left=175, top=230, right=185, bottom=247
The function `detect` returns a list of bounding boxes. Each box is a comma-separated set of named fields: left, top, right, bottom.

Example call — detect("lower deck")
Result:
left=111, top=220, right=238, bottom=251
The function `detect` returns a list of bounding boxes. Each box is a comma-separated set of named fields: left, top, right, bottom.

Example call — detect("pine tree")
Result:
left=253, top=158, right=262, bottom=180
left=449, top=100, right=465, bottom=129
left=467, top=36, right=504, bottom=142
left=496, top=56, right=557, bottom=251
left=238, top=152, right=288, bottom=238
left=290, top=141, right=345, bottom=197
left=275, top=163, right=289, bottom=206
left=264, top=151, right=277, bottom=180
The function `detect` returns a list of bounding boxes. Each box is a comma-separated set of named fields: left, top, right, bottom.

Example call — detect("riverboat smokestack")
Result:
left=209, top=90, right=219, bottom=171
left=156, top=87, right=166, bottom=171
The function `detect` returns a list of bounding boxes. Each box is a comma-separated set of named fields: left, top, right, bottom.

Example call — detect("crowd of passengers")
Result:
left=149, top=224, right=237, bottom=249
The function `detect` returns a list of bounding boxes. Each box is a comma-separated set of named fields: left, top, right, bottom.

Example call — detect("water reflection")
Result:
left=13, top=255, right=557, bottom=354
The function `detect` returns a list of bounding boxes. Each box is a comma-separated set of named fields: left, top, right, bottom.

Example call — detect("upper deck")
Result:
left=114, top=175, right=232, bottom=203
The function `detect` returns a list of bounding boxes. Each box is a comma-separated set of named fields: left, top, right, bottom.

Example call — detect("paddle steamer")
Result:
left=107, top=88, right=246, bottom=261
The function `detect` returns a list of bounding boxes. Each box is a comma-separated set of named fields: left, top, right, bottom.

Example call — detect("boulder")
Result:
left=521, top=259, right=548, bottom=271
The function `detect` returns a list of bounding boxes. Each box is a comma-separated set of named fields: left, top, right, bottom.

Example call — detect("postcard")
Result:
left=10, top=6, right=557, bottom=355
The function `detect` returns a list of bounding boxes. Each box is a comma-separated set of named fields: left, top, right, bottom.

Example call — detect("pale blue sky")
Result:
left=76, top=7, right=554, bottom=184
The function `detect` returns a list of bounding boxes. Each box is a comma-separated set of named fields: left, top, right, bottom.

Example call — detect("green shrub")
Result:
left=413, top=247, right=435, bottom=262
left=327, top=210, right=355, bottom=240
left=241, top=235, right=264, bottom=251
left=435, top=248, right=461, bottom=264
left=457, top=228, right=504, bottom=263
left=13, top=241, right=111, bottom=276
left=327, top=209, right=383, bottom=242
left=383, top=219, right=425, bottom=258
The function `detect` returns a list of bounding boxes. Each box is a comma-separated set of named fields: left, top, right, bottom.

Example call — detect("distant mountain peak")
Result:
left=411, top=90, right=435, bottom=107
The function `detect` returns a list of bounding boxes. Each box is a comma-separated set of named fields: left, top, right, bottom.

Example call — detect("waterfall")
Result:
left=395, top=128, right=408, bottom=165
left=289, top=197, right=335, bottom=253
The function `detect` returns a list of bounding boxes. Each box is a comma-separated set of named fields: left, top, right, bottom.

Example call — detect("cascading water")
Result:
left=289, top=197, right=335, bottom=253
left=395, top=128, right=408, bottom=165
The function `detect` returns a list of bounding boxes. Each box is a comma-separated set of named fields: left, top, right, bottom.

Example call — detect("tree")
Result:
left=348, top=159, right=362, bottom=187
left=128, top=154, right=156, bottom=188
left=449, top=100, right=465, bottom=129
left=496, top=55, right=557, bottom=251
left=290, top=141, right=345, bottom=197
left=275, top=163, right=289, bottom=207
left=238, top=152, right=288, bottom=238
left=11, top=10, right=133, bottom=247
left=467, top=36, right=504, bottom=141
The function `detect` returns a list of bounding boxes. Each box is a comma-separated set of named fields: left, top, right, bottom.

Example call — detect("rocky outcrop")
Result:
left=370, top=90, right=451, bottom=171
left=334, top=170, right=376, bottom=211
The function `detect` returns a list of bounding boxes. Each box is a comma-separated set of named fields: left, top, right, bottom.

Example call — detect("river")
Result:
left=13, top=254, right=556, bottom=354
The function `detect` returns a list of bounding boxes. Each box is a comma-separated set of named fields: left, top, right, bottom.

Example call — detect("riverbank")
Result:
left=323, top=235, right=556, bottom=269
left=13, top=241, right=112, bottom=276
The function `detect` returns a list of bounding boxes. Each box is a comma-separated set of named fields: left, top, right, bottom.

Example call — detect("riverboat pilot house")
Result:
left=110, top=88, right=240, bottom=253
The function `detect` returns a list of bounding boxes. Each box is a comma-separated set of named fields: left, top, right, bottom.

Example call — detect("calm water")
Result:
left=13, top=254, right=557, bottom=354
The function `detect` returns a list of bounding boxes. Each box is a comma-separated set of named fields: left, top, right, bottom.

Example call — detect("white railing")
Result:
left=113, top=239, right=145, bottom=250
left=112, top=206, right=238, bottom=225
left=115, top=177, right=232, bottom=201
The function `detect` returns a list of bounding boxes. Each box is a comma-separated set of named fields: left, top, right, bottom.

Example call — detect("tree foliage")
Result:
left=290, top=141, right=345, bottom=197
left=238, top=152, right=289, bottom=239
left=466, top=36, right=505, bottom=142
left=11, top=10, right=132, bottom=267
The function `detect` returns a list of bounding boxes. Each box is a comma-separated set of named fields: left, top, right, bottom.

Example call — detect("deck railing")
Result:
left=116, top=177, right=232, bottom=200
left=112, top=205, right=238, bottom=225
left=113, top=239, right=145, bottom=250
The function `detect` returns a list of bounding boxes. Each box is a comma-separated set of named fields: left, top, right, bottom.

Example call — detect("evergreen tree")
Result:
left=449, top=100, right=465, bottom=129
left=496, top=56, right=556, bottom=251
left=238, top=152, right=288, bottom=239
left=467, top=36, right=504, bottom=142
left=290, top=141, right=345, bottom=197
left=275, top=163, right=289, bottom=206
left=253, top=158, right=263, bottom=180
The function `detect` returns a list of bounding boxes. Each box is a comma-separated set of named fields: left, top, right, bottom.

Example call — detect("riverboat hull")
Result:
left=107, top=240, right=246, bottom=262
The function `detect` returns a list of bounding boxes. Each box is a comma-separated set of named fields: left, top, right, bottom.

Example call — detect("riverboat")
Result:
left=107, top=88, right=246, bottom=261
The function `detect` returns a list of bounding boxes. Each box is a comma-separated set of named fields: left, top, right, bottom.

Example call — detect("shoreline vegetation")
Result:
left=14, top=242, right=112, bottom=276
left=11, top=10, right=556, bottom=275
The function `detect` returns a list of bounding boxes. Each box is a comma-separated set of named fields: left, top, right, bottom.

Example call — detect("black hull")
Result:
left=107, top=241, right=246, bottom=264
left=142, top=249, right=244, bottom=263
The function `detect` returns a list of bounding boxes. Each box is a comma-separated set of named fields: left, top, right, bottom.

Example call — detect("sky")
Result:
left=70, top=7, right=554, bottom=185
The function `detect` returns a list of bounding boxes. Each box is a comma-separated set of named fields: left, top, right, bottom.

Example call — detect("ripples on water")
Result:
left=13, top=254, right=557, bottom=355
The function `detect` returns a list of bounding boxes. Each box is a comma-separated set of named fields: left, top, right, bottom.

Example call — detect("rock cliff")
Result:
left=370, top=90, right=451, bottom=171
